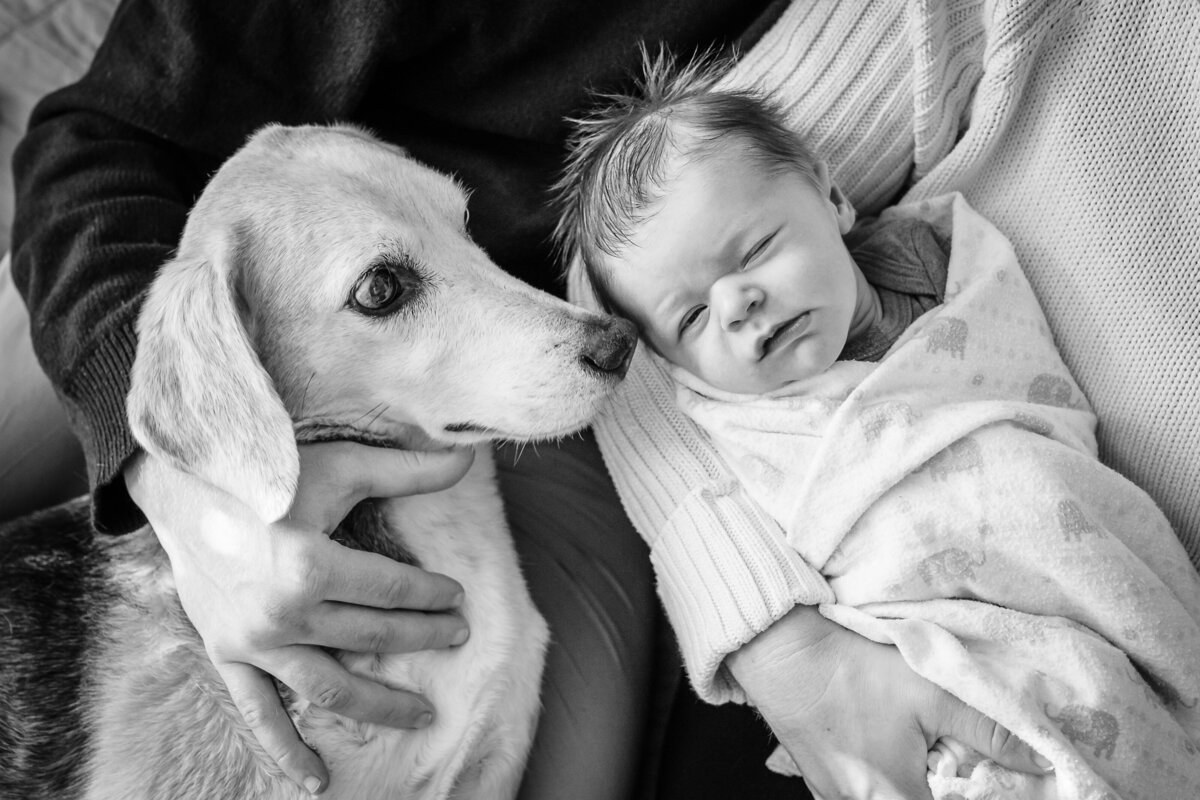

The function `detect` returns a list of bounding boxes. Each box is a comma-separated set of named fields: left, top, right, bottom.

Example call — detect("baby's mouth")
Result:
left=758, top=312, right=811, bottom=359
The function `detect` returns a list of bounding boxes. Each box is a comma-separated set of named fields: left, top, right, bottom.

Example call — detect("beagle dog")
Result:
left=0, top=124, right=636, bottom=800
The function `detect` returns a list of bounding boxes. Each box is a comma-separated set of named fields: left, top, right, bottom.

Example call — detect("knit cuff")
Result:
left=651, top=480, right=834, bottom=705
left=58, top=322, right=146, bottom=534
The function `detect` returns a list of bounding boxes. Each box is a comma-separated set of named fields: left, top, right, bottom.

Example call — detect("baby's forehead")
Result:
left=667, top=135, right=794, bottom=196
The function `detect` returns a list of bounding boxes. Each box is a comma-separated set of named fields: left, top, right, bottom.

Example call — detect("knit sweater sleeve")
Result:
left=570, top=0, right=991, bottom=702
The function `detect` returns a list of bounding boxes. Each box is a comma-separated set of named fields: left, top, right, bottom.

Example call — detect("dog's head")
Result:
left=128, top=124, right=635, bottom=522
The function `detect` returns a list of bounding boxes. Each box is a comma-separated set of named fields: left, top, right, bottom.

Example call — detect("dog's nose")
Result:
left=580, top=316, right=638, bottom=379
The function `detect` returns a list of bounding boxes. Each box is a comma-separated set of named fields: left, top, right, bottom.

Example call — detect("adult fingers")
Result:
left=936, top=696, right=1053, bottom=776
left=261, top=645, right=437, bottom=729
left=219, top=661, right=328, bottom=795
left=294, top=443, right=475, bottom=525
left=318, top=543, right=465, bottom=611
left=306, top=603, right=469, bottom=653
left=348, top=444, right=476, bottom=500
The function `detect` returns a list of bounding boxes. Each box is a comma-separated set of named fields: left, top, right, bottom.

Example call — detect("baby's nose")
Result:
left=714, top=281, right=764, bottom=331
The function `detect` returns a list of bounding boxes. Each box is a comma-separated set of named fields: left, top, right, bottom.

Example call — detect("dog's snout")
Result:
left=580, top=316, right=638, bottom=379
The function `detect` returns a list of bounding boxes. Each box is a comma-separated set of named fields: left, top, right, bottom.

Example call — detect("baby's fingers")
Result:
left=937, top=696, right=1053, bottom=777
left=218, top=661, right=328, bottom=795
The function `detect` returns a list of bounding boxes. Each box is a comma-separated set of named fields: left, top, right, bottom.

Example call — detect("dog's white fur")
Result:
left=81, top=124, right=634, bottom=799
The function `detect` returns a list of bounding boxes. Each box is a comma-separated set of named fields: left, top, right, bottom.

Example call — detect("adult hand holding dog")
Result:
left=727, top=605, right=1052, bottom=800
left=125, top=440, right=476, bottom=795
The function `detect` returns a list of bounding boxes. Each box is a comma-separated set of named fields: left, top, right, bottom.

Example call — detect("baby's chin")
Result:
left=689, top=365, right=821, bottom=396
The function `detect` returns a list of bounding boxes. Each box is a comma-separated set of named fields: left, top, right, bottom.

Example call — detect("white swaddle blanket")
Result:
left=673, top=194, right=1200, bottom=799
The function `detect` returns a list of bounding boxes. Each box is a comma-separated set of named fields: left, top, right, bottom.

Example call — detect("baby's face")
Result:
left=604, top=146, right=858, bottom=393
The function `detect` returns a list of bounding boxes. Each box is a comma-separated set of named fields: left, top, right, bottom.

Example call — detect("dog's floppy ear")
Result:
left=128, top=234, right=299, bottom=522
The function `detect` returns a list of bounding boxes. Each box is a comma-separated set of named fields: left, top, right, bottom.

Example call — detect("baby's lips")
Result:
left=759, top=312, right=811, bottom=358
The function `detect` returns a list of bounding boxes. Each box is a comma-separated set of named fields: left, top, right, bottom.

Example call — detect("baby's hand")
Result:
left=927, top=736, right=979, bottom=779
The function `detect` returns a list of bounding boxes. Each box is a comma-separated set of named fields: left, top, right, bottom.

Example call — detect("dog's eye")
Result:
left=350, top=264, right=414, bottom=316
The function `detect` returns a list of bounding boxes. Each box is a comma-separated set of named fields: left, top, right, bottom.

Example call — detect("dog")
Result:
left=0, top=123, right=637, bottom=800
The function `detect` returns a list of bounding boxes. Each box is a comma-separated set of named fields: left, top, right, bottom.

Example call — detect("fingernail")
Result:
left=452, top=591, right=465, bottom=608
left=303, top=776, right=324, bottom=795
left=417, top=711, right=434, bottom=728
left=452, top=625, right=469, bottom=646
left=1033, top=752, right=1054, bottom=772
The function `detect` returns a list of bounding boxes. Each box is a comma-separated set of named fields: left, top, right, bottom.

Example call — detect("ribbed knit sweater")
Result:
left=570, top=0, right=1200, bottom=703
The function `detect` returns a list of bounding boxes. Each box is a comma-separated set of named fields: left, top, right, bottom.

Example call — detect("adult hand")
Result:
left=125, top=441, right=476, bottom=795
left=727, top=605, right=1052, bottom=800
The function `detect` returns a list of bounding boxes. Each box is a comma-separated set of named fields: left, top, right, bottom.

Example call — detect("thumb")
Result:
left=940, top=698, right=1054, bottom=776
left=356, top=445, right=477, bottom=499
left=293, top=442, right=476, bottom=527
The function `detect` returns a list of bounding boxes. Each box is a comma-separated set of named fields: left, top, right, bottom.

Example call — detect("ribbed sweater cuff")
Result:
left=651, top=481, right=834, bottom=704
left=58, top=322, right=146, bottom=533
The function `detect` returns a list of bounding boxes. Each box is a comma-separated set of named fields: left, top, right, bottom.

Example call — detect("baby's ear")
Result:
left=814, top=160, right=857, bottom=234
left=829, top=183, right=857, bottom=234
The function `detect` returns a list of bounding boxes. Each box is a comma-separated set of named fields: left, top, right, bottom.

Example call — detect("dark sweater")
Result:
left=11, top=0, right=786, bottom=532
left=839, top=216, right=951, bottom=363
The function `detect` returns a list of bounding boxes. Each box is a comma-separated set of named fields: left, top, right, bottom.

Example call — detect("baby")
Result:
left=553, top=52, right=1200, bottom=799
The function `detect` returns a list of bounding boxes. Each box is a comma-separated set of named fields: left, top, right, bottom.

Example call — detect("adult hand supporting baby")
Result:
left=124, top=442, right=476, bottom=795
left=728, top=605, right=1051, bottom=800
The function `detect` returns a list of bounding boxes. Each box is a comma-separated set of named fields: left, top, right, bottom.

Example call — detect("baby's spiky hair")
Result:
left=551, top=46, right=818, bottom=312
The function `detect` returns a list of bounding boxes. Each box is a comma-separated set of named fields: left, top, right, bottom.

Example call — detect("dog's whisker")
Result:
left=353, top=402, right=386, bottom=427
left=368, top=403, right=389, bottom=429
left=298, top=371, right=316, bottom=417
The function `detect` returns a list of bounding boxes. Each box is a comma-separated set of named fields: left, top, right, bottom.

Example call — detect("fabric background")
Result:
left=1, top=0, right=118, bottom=519
left=0, top=0, right=120, bottom=253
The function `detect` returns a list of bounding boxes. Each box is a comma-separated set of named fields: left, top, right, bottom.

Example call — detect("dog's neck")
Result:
left=293, top=419, right=448, bottom=452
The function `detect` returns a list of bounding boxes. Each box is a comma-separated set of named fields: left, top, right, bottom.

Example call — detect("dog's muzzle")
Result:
left=579, top=316, right=638, bottom=379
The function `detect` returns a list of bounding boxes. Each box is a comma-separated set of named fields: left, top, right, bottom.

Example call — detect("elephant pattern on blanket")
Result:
left=1045, top=704, right=1120, bottom=762
left=675, top=195, right=1200, bottom=800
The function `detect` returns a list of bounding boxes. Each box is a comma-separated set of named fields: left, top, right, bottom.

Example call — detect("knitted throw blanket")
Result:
left=676, top=194, right=1200, bottom=798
